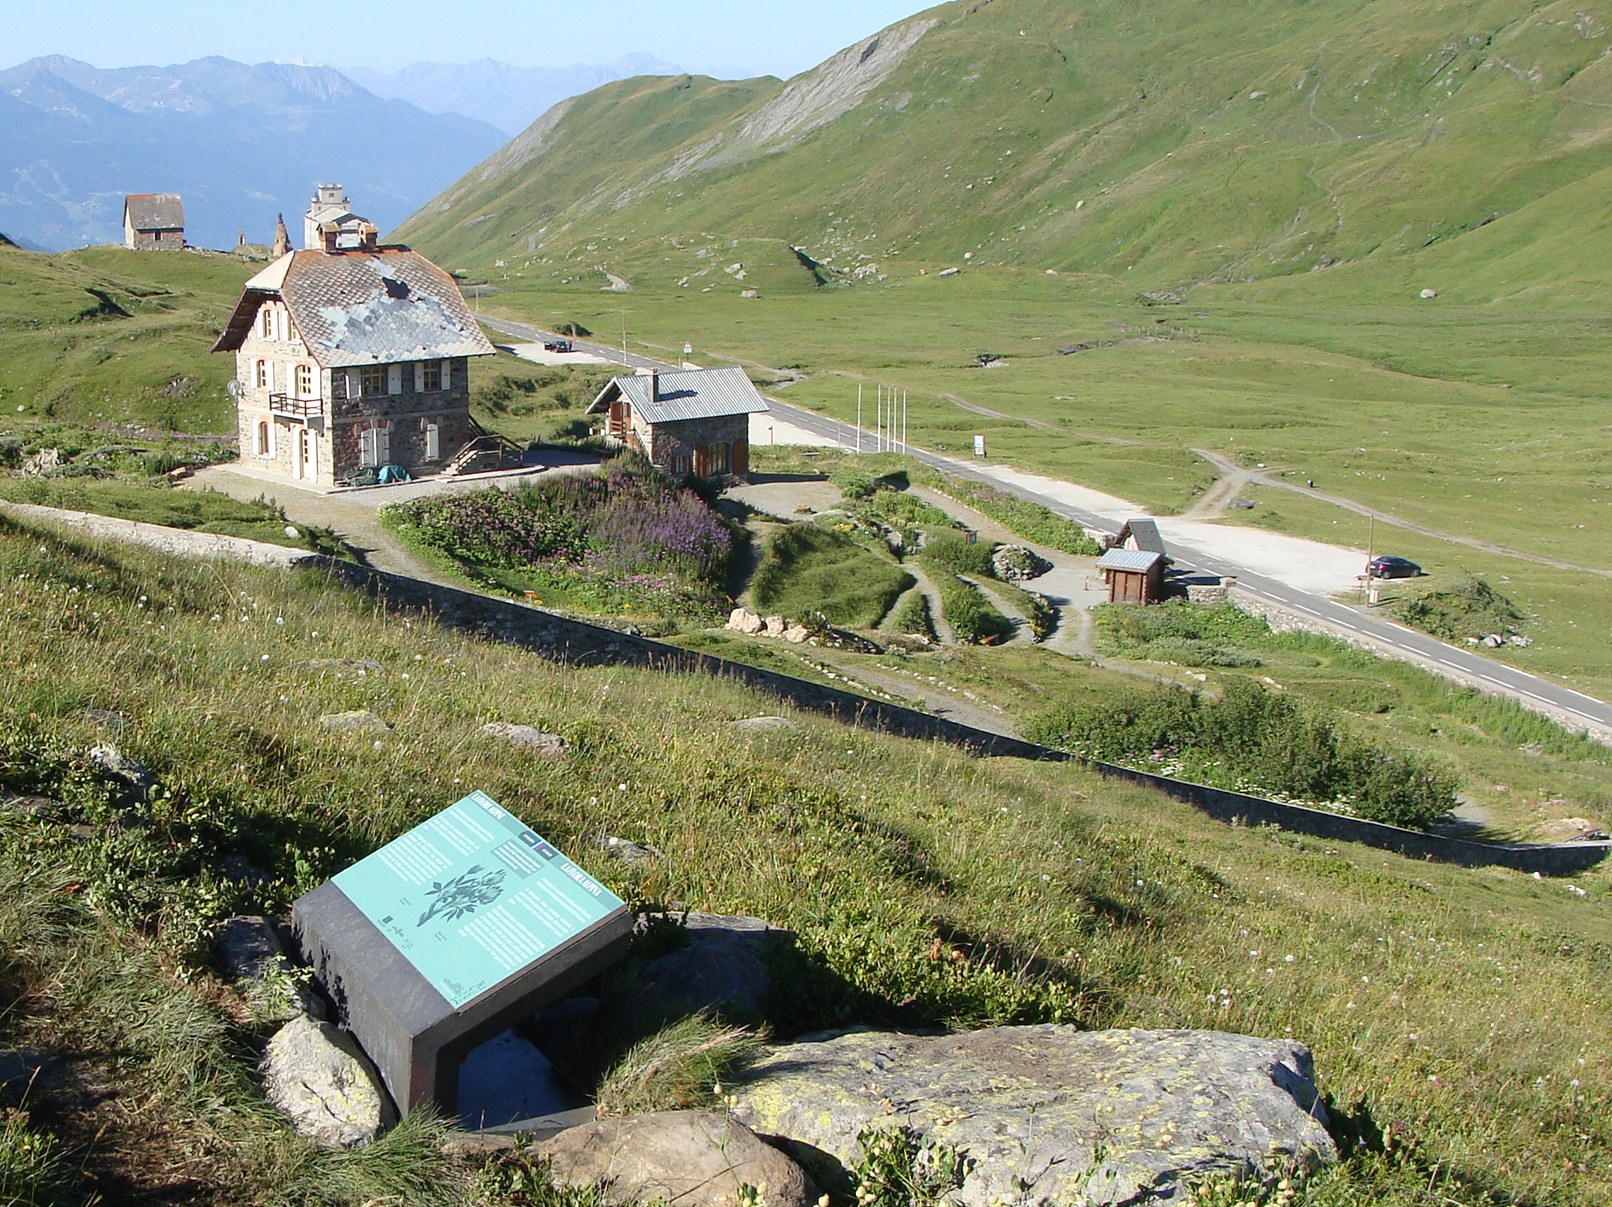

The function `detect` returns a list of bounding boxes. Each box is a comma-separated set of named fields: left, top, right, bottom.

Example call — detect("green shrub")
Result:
left=929, top=572, right=1013, bottom=645
left=832, top=469, right=878, bottom=499
left=751, top=523, right=913, bottom=627
left=1392, top=578, right=1528, bottom=642
left=927, top=477, right=1101, bottom=555
left=920, top=531, right=996, bottom=578
left=1026, top=679, right=1457, bottom=828
left=0, top=437, right=22, bottom=468
left=891, top=590, right=936, bottom=639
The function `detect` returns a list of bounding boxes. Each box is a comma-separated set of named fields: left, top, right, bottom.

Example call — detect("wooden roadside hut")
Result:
left=1096, top=547, right=1166, bottom=605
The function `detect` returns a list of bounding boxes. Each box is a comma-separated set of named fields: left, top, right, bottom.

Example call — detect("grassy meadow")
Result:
left=2, top=511, right=1611, bottom=1205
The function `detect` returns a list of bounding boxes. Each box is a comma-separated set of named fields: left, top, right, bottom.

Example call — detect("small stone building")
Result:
left=123, top=194, right=184, bottom=250
left=586, top=366, right=767, bottom=480
left=210, top=225, right=495, bottom=485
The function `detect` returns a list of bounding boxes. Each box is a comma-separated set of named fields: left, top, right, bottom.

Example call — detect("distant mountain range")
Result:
left=398, top=0, right=1612, bottom=306
left=341, top=54, right=683, bottom=136
left=0, top=55, right=507, bottom=251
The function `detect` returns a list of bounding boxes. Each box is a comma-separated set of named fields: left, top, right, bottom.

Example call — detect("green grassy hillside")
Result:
left=0, top=245, right=249, bottom=431
left=398, top=0, right=1612, bottom=302
left=3, top=511, right=1612, bottom=1206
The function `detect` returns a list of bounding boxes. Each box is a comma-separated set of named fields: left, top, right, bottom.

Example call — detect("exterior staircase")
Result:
left=444, top=419, right=525, bottom=476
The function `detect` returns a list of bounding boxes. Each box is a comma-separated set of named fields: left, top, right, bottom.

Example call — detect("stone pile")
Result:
left=726, top=606, right=812, bottom=644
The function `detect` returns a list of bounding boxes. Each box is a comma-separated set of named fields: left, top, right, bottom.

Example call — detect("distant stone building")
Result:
left=123, top=193, right=184, bottom=250
left=211, top=198, right=495, bottom=485
left=303, top=183, right=369, bottom=251
left=587, top=366, right=767, bottom=481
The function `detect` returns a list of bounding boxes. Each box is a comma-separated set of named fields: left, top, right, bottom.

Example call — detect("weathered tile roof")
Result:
left=586, top=365, right=769, bottom=424
left=124, top=193, right=183, bottom=231
left=1096, top=548, right=1164, bottom=573
left=211, top=248, right=495, bottom=367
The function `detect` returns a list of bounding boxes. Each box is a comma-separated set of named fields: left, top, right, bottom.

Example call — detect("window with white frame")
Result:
left=260, top=307, right=274, bottom=339
left=360, top=365, right=386, bottom=397
left=255, top=360, right=270, bottom=390
left=296, top=363, right=313, bottom=399
left=255, top=420, right=272, bottom=458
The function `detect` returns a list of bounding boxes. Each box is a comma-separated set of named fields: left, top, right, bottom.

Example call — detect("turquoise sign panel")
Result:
left=333, top=791, right=624, bottom=1008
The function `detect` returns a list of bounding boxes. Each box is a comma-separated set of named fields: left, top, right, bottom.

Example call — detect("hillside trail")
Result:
left=895, top=565, right=958, bottom=646
left=1190, top=448, right=1612, bottom=577
left=963, top=577, right=1035, bottom=646
left=185, top=466, right=456, bottom=585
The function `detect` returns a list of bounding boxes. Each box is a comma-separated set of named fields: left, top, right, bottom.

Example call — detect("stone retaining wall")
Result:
left=4, top=500, right=1605, bottom=875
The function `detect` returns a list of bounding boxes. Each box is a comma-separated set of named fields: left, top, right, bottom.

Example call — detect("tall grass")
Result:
left=0, top=515, right=1610, bottom=1205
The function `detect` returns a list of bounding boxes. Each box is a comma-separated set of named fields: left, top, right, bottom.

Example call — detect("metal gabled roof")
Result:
left=587, top=365, right=770, bottom=424
left=124, top=193, right=183, bottom=231
left=1096, top=548, right=1164, bottom=573
left=1118, top=518, right=1166, bottom=554
left=212, top=247, right=495, bottom=367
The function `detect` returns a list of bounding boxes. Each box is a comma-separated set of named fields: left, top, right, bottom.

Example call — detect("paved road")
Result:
left=479, top=315, right=1612, bottom=739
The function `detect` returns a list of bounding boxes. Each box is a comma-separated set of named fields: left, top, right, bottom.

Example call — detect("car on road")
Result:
left=543, top=337, right=573, bottom=353
left=1367, top=555, right=1422, bottom=579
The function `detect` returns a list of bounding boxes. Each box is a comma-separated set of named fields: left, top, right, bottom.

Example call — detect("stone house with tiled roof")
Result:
left=586, top=366, right=767, bottom=481
left=123, top=194, right=184, bottom=250
left=211, top=224, right=495, bottom=485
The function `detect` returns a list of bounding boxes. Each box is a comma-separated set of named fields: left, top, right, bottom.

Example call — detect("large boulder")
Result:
left=261, top=1015, right=395, bottom=1146
left=537, top=1110, right=817, bottom=1207
left=729, top=1026, right=1335, bottom=1206
left=639, top=913, right=791, bottom=1020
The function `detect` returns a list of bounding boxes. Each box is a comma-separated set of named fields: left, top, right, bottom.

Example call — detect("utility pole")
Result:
left=856, top=385, right=862, bottom=454
left=902, top=390, right=908, bottom=455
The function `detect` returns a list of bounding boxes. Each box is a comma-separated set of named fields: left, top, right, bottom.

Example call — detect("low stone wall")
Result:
left=5, top=500, right=1605, bottom=875
left=1088, top=760, right=1611, bottom=875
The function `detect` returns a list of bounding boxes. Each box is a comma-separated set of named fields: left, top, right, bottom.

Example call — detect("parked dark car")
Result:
left=1367, top=555, right=1422, bottom=579
left=543, top=337, right=573, bottom=353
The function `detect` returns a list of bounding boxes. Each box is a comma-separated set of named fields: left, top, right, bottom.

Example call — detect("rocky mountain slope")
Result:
left=0, top=56, right=505, bottom=251
left=396, top=0, right=1612, bottom=302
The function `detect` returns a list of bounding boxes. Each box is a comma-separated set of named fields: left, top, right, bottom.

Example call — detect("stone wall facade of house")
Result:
left=233, top=294, right=474, bottom=484
left=640, top=413, right=750, bottom=479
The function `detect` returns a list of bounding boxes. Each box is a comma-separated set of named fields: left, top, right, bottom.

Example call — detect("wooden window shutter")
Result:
left=442, top=359, right=452, bottom=389
left=413, top=362, right=424, bottom=392
left=387, top=364, right=403, bottom=394
left=359, top=428, right=377, bottom=467
left=375, top=426, right=391, bottom=465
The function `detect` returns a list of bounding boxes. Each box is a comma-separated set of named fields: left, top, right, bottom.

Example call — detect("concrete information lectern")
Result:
left=293, top=791, right=632, bottom=1118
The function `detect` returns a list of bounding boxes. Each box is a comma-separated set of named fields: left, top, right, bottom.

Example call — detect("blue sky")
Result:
left=7, top=0, right=929, bottom=79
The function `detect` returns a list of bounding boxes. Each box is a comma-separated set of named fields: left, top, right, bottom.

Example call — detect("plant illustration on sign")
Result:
left=417, top=865, right=507, bottom=927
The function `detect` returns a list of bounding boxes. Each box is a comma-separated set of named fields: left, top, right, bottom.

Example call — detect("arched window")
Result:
left=255, top=420, right=271, bottom=458
left=260, top=307, right=274, bottom=339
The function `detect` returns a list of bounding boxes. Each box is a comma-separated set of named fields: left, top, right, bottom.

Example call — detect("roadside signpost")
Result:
left=293, top=791, right=632, bottom=1119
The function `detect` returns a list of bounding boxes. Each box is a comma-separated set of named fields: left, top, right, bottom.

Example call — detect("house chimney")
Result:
left=358, top=221, right=379, bottom=251
left=272, top=214, right=289, bottom=259
left=634, top=366, right=657, bottom=399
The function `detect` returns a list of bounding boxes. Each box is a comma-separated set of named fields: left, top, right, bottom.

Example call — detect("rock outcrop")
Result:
left=537, top=1111, right=817, bottom=1207
left=729, top=1026, right=1335, bottom=1205
left=639, top=912, right=792, bottom=1020
left=481, top=722, right=570, bottom=757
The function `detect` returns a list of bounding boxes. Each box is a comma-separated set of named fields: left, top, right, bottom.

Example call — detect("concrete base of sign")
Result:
left=293, top=881, right=631, bottom=1119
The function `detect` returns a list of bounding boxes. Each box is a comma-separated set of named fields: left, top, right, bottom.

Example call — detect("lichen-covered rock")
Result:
left=316, top=710, right=389, bottom=733
left=262, top=1015, right=394, bottom=1146
left=481, top=722, right=569, bottom=757
left=729, top=1026, right=1335, bottom=1206
left=537, top=1111, right=816, bottom=1207
left=732, top=716, right=797, bottom=735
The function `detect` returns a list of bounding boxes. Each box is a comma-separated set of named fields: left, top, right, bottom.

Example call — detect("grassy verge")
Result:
left=1, top=516, right=1611, bottom=1203
left=749, top=523, right=913, bottom=628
